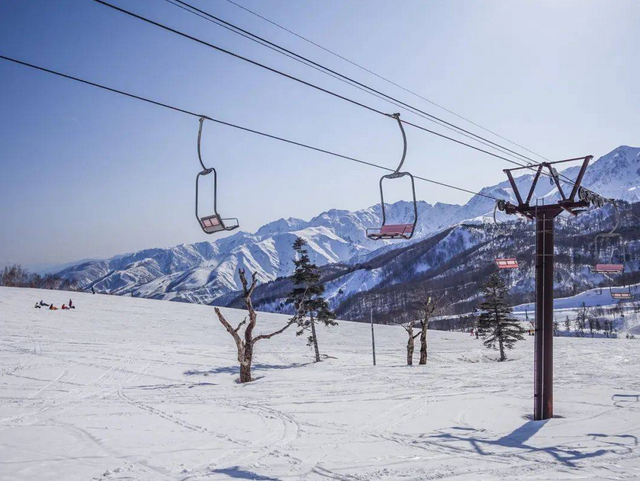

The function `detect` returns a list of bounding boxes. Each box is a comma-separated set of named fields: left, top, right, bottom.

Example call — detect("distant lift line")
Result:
left=0, top=54, right=500, bottom=204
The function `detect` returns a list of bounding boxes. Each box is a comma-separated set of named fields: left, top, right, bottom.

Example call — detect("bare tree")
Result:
left=418, top=295, right=442, bottom=365
left=402, top=321, right=421, bottom=366
left=215, top=269, right=295, bottom=383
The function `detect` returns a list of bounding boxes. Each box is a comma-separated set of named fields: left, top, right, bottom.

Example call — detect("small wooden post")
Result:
left=370, top=309, right=376, bottom=366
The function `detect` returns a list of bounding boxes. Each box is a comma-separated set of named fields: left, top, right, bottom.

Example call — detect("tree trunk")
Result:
left=498, top=339, right=506, bottom=362
left=419, top=321, right=428, bottom=365
left=310, top=316, right=321, bottom=363
left=239, top=358, right=252, bottom=383
left=407, top=329, right=414, bottom=366
left=239, top=337, right=254, bottom=382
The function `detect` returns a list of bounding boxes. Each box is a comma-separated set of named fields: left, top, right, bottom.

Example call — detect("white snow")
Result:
left=514, top=283, right=640, bottom=312
left=2, top=287, right=640, bottom=480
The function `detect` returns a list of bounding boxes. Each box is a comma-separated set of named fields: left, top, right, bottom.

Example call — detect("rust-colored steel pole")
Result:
left=534, top=208, right=559, bottom=420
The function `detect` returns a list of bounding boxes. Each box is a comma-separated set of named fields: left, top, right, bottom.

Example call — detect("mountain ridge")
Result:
left=56, top=145, right=640, bottom=306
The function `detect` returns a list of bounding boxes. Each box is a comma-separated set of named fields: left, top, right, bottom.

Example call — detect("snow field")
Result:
left=1, top=287, right=640, bottom=480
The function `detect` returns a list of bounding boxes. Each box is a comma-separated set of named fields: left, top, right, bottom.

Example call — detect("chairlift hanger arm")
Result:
left=390, top=113, right=407, bottom=175
left=524, top=165, right=543, bottom=205
left=197, top=117, right=210, bottom=172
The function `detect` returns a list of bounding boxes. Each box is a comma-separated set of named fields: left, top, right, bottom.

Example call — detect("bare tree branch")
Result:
left=248, top=271, right=258, bottom=298
left=253, top=321, right=296, bottom=343
left=234, top=318, right=246, bottom=333
left=215, top=307, right=244, bottom=365
left=238, top=268, right=258, bottom=298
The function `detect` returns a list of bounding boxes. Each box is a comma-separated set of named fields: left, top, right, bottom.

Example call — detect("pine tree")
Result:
left=477, top=273, right=524, bottom=362
left=287, top=237, right=337, bottom=362
left=576, top=302, right=589, bottom=337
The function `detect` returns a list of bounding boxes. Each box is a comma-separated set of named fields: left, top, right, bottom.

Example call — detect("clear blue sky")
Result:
left=1, top=0, right=638, bottom=269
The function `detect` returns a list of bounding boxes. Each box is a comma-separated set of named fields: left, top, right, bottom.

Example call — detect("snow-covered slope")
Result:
left=56, top=146, right=639, bottom=305
left=2, top=286, right=640, bottom=480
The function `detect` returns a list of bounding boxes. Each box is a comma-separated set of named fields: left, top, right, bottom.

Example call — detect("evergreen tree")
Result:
left=477, top=274, right=524, bottom=362
left=287, top=237, right=337, bottom=362
left=564, top=316, right=571, bottom=335
left=576, top=302, right=588, bottom=337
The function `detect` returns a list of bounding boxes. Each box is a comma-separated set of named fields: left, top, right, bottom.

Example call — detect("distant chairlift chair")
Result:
left=495, top=258, right=519, bottom=269
left=195, top=117, right=239, bottom=235
left=494, top=200, right=519, bottom=270
left=610, top=287, right=633, bottom=300
left=366, top=113, right=418, bottom=241
left=588, top=201, right=632, bottom=299
left=591, top=201, right=624, bottom=274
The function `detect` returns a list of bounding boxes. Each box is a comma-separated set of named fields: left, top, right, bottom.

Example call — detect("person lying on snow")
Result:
left=49, top=304, right=58, bottom=310
left=39, top=300, right=49, bottom=307
left=35, top=302, right=41, bottom=308
left=61, top=304, right=69, bottom=310
left=68, top=299, right=75, bottom=309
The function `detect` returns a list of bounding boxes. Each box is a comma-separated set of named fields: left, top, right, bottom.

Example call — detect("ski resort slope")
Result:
left=1, top=288, right=640, bottom=480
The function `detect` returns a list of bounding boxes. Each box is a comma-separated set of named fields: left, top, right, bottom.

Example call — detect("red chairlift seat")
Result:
left=199, top=214, right=239, bottom=234
left=366, top=223, right=414, bottom=240
left=592, top=263, right=624, bottom=274
left=495, top=258, right=519, bottom=269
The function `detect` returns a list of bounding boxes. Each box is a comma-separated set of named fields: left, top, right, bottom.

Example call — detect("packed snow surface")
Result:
left=2, top=288, right=640, bottom=480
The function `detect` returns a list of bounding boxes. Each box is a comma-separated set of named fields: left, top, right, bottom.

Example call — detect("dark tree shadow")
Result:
left=184, top=362, right=311, bottom=377
left=206, top=466, right=279, bottom=480
left=428, top=420, right=636, bottom=467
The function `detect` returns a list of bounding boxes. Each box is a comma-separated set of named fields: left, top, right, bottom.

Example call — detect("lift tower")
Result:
left=497, top=155, right=595, bottom=420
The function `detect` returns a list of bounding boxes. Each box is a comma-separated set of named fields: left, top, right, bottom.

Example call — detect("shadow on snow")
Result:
left=184, top=362, right=312, bottom=377
left=429, top=419, right=637, bottom=467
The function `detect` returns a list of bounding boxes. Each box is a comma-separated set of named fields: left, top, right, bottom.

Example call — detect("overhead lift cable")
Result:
left=224, top=0, right=551, bottom=163
left=163, top=0, right=541, bottom=167
left=93, top=0, right=587, bottom=193
left=0, top=54, right=499, bottom=202
left=91, top=0, right=547, bottom=174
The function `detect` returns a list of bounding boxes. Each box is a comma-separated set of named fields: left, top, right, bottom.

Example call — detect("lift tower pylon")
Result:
left=499, top=155, right=594, bottom=420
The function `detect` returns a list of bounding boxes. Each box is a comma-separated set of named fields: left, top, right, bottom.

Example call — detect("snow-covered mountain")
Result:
left=57, top=200, right=463, bottom=303
left=57, top=146, right=639, bottom=305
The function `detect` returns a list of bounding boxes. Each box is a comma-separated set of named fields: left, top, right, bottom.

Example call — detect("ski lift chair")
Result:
left=593, top=263, right=625, bottom=274
left=493, top=200, right=519, bottom=269
left=591, top=202, right=624, bottom=274
left=592, top=233, right=625, bottom=273
left=194, top=118, right=239, bottom=235
left=495, top=258, right=519, bottom=269
left=610, top=287, right=633, bottom=300
left=366, top=113, right=418, bottom=241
